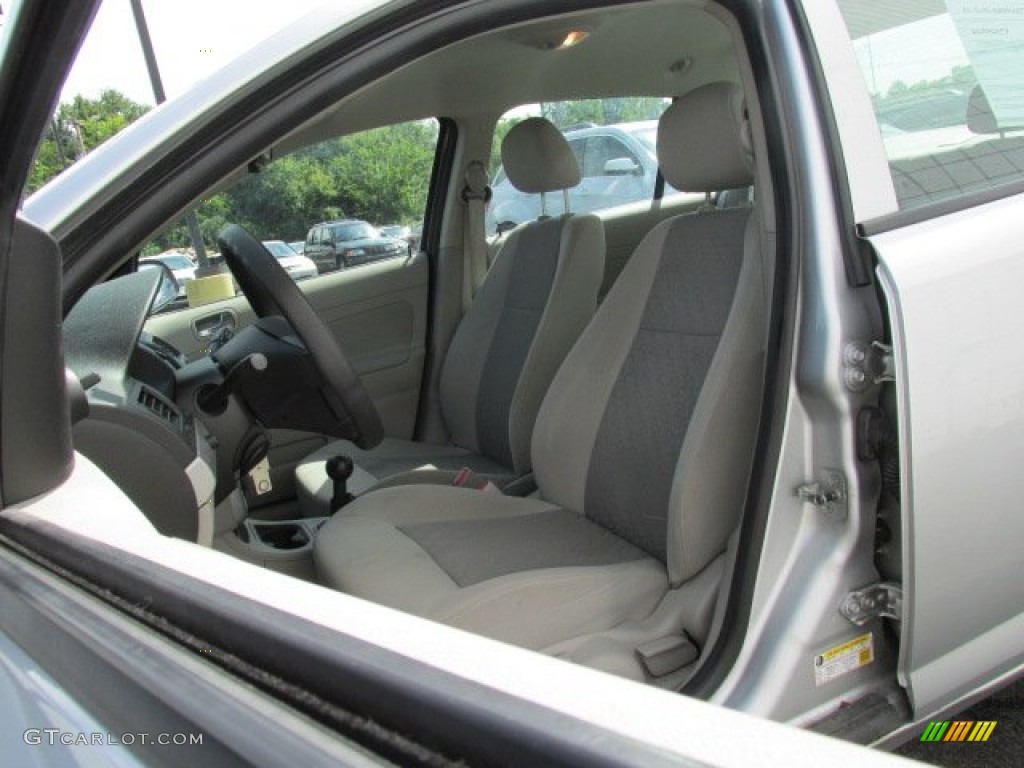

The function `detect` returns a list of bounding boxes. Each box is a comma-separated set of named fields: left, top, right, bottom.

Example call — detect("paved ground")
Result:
left=894, top=680, right=1023, bottom=767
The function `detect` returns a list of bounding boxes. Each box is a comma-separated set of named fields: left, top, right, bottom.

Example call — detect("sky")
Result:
left=852, top=13, right=968, bottom=96
left=2, top=0, right=329, bottom=106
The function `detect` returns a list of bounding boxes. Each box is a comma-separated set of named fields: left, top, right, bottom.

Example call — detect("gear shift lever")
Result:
left=325, top=454, right=355, bottom=512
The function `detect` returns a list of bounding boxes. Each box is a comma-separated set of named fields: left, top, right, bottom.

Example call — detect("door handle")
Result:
left=192, top=310, right=236, bottom=339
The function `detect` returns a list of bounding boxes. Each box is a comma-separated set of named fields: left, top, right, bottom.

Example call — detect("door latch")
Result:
left=796, top=470, right=847, bottom=520
left=843, top=341, right=895, bottom=392
left=841, top=582, right=903, bottom=625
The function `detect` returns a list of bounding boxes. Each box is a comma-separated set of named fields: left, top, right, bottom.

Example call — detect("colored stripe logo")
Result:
left=920, top=721, right=997, bottom=742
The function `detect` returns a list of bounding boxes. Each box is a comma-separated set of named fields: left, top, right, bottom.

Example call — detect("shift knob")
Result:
left=325, top=454, right=355, bottom=512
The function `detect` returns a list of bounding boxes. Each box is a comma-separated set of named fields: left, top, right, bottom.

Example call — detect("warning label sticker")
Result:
left=813, top=632, right=874, bottom=687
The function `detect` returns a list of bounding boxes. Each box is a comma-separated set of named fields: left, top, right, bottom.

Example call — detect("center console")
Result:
left=215, top=513, right=329, bottom=581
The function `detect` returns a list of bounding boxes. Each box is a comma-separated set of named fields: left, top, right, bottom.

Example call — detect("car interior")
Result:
left=55, top=0, right=782, bottom=688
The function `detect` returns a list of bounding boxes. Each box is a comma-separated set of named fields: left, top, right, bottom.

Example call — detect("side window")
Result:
left=143, top=119, right=439, bottom=310
left=488, top=98, right=670, bottom=232
left=838, top=1, right=1024, bottom=210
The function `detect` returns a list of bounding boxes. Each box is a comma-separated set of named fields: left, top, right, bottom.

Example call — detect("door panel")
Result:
left=872, top=193, right=1024, bottom=715
left=145, top=253, right=429, bottom=439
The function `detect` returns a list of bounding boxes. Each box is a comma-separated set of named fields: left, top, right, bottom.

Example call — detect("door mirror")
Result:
left=603, top=157, right=641, bottom=176
left=138, top=260, right=184, bottom=314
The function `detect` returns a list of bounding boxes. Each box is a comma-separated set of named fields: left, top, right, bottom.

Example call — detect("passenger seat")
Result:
left=295, top=117, right=605, bottom=514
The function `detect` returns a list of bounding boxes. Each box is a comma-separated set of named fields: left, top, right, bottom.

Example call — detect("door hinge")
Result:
left=841, top=582, right=903, bottom=625
left=843, top=341, right=895, bottom=392
left=796, top=470, right=847, bottom=520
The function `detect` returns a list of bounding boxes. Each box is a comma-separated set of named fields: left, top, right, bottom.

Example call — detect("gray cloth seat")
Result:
left=314, top=82, right=767, bottom=655
left=295, top=118, right=605, bottom=513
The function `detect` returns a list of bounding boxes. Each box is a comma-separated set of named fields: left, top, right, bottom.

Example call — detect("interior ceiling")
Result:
left=280, top=1, right=736, bottom=152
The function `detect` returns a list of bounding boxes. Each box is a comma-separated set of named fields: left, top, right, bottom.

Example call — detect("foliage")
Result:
left=27, top=90, right=151, bottom=195
left=875, top=64, right=976, bottom=103
left=541, top=97, right=668, bottom=130
left=148, top=121, right=439, bottom=253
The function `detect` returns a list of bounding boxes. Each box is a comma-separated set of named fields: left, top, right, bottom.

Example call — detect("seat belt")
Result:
left=461, top=161, right=492, bottom=311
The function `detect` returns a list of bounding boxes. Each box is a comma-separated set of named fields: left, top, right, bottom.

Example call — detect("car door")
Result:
left=812, top=0, right=1024, bottom=717
left=577, top=134, right=646, bottom=212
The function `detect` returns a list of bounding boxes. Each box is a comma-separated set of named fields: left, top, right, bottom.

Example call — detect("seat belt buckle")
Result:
left=453, top=467, right=500, bottom=493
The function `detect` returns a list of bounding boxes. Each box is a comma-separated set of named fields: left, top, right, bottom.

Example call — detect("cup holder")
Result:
left=253, top=522, right=310, bottom=551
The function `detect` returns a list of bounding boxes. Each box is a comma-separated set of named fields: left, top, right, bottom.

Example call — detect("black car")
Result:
left=304, top=219, right=408, bottom=273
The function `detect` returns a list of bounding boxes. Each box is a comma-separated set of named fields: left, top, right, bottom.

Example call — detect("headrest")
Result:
left=501, top=117, right=582, bottom=194
left=658, top=82, right=753, bottom=192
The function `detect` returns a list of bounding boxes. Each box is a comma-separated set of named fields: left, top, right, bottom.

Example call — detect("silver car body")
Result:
left=261, top=239, right=318, bottom=281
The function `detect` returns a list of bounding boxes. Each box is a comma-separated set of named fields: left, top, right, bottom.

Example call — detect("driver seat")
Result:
left=295, top=117, right=604, bottom=513
left=314, top=82, right=766, bottom=664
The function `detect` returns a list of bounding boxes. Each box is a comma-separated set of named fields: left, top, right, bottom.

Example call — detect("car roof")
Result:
left=562, top=119, right=658, bottom=139
left=311, top=219, right=369, bottom=227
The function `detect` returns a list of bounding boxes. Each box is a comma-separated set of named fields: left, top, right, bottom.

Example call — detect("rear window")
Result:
left=263, top=241, right=295, bottom=258
left=487, top=98, right=674, bottom=232
left=332, top=222, right=377, bottom=240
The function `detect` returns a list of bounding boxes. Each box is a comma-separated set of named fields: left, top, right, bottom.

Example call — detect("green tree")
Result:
left=328, top=121, right=438, bottom=225
left=144, top=120, right=440, bottom=254
left=27, top=90, right=150, bottom=194
left=541, top=97, right=667, bottom=130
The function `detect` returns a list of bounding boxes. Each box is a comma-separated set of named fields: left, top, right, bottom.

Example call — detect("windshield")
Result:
left=24, top=1, right=328, bottom=197
left=632, top=126, right=657, bottom=154
left=262, top=241, right=296, bottom=258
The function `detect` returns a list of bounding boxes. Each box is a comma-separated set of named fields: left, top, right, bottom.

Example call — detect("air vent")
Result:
left=137, top=386, right=181, bottom=429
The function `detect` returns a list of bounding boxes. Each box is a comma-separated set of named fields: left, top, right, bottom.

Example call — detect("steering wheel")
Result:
left=217, top=224, right=384, bottom=450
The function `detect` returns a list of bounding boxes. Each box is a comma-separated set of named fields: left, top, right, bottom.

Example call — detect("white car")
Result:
left=139, top=250, right=197, bottom=295
left=2, top=0, right=1021, bottom=764
left=261, top=239, right=318, bottom=281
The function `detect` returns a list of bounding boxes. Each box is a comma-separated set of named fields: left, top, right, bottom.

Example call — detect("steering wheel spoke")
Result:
left=216, top=224, right=383, bottom=450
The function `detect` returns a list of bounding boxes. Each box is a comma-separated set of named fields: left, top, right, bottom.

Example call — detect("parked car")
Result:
left=261, top=239, right=318, bottom=281
left=487, top=121, right=685, bottom=232
left=304, top=219, right=408, bottom=272
left=286, top=240, right=306, bottom=254
left=138, top=250, right=197, bottom=296
left=3, top=0, right=1023, bottom=764
left=378, top=224, right=416, bottom=251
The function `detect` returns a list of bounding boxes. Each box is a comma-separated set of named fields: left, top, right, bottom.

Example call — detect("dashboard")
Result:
left=64, top=270, right=217, bottom=542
